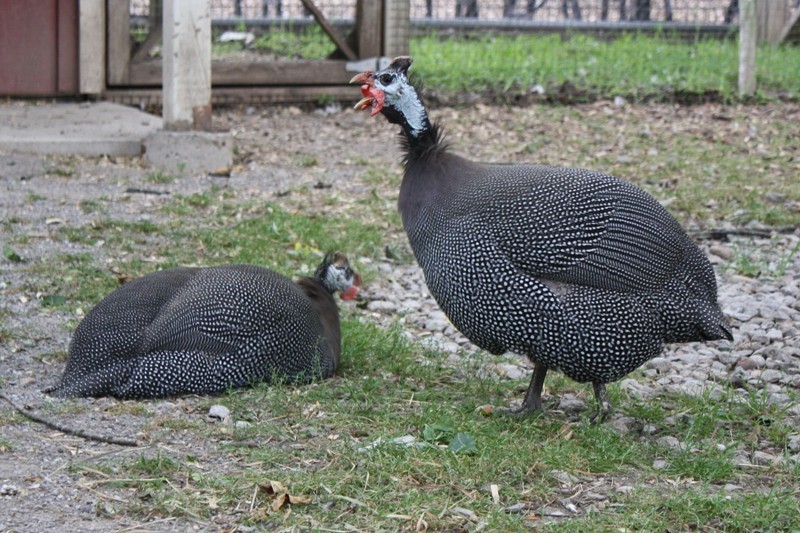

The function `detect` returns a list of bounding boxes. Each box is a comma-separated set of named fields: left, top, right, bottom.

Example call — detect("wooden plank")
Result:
left=299, top=0, right=357, bottom=61
left=130, top=59, right=352, bottom=86
left=356, top=0, right=382, bottom=58
left=778, top=6, right=800, bottom=43
left=105, top=85, right=359, bottom=106
left=79, top=0, right=105, bottom=94
left=162, top=0, right=212, bottom=130
left=739, top=0, right=757, bottom=96
left=756, top=0, right=790, bottom=45
left=57, top=0, right=79, bottom=94
left=107, top=0, right=131, bottom=85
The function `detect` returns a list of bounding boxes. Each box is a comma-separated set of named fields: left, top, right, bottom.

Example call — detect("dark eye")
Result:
left=379, top=73, right=393, bottom=85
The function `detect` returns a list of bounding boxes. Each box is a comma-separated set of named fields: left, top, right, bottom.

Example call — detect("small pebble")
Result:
left=207, top=405, right=230, bottom=422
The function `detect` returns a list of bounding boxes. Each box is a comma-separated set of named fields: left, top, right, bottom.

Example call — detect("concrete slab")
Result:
left=0, top=102, right=162, bottom=157
left=144, top=130, right=233, bottom=175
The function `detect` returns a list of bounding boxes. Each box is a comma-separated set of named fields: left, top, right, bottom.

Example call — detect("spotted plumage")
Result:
left=352, top=57, right=732, bottom=419
left=47, top=252, right=360, bottom=399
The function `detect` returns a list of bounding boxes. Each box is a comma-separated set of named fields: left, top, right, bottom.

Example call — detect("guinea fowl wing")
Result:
left=479, top=165, right=691, bottom=294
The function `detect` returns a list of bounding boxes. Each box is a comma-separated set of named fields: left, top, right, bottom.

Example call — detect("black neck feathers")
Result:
left=296, top=277, right=341, bottom=370
left=399, top=121, right=449, bottom=169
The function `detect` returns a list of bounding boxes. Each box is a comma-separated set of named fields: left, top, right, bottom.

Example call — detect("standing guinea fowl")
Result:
left=47, top=252, right=361, bottom=399
left=351, top=57, right=732, bottom=420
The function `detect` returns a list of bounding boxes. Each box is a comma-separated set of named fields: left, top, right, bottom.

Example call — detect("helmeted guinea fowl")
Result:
left=351, top=57, right=732, bottom=420
left=47, top=252, right=361, bottom=399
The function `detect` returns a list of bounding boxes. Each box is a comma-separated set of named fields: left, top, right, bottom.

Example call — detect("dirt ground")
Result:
left=1, top=101, right=798, bottom=531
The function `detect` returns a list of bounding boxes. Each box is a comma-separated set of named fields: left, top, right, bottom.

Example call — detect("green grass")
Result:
left=8, top=173, right=796, bottom=529
left=67, top=321, right=799, bottom=530
left=212, top=25, right=336, bottom=60
left=212, top=26, right=798, bottom=101
left=411, top=32, right=800, bottom=102
left=145, top=171, right=175, bottom=184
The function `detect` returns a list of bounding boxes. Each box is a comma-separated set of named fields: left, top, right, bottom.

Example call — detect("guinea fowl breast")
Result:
left=352, top=57, right=731, bottom=420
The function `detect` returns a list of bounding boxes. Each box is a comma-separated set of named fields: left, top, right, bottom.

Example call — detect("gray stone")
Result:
left=709, top=244, right=733, bottom=260
left=751, top=451, right=781, bottom=466
left=144, top=130, right=233, bottom=175
left=656, top=436, right=682, bottom=449
left=558, top=396, right=586, bottom=412
left=647, top=357, right=671, bottom=372
left=494, top=363, right=527, bottom=380
left=759, top=369, right=783, bottom=384
left=0, top=102, right=161, bottom=156
left=642, top=424, right=658, bottom=435
left=612, top=416, right=635, bottom=435
left=619, top=378, right=656, bottom=399
left=766, top=328, right=784, bottom=341
left=652, top=459, right=669, bottom=470
left=549, top=470, right=578, bottom=486
left=367, top=300, right=397, bottom=312
left=207, top=404, right=230, bottom=422
left=424, top=319, right=448, bottom=332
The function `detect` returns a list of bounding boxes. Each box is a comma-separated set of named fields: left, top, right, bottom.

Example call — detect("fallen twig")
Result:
left=0, top=391, right=139, bottom=447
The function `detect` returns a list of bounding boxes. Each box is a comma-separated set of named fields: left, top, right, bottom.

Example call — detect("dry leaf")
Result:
left=256, top=480, right=312, bottom=513
left=490, top=484, right=500, bottom=505
left=288, top=494, right=312, bottom=505
left=271, top=492, right=288, bottom=512
left=476, top=404, right=494, bottom=416
left=259, top=480, right=287, bottom=496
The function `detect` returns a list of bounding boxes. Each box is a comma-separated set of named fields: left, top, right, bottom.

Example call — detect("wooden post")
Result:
left=756, top=0, right=790, bottom=45
left=739, top=0, right=757, bottom=97
left=162, top=0, right=212, bottom=131
left=354, top=0, right=382, bottom=58
left=384, top=0, right=410, bottom=57
left=79, top=0, right=105, bottom=94
left=107, top=0, right=131, bottom=85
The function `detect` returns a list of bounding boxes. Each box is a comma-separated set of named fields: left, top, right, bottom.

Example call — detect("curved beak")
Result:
left=349, top=71, right=373, bottom=85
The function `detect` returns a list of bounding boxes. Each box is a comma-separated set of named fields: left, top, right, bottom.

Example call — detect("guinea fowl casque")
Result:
left=351, top=57, right=733, bottom=420
left=47, top=252, right=361, bottom=399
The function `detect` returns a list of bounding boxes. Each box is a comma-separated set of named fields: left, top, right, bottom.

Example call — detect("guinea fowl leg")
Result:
left=591, top=382, right=613, bottom=423
left=506, top=363, right=548, bottom=415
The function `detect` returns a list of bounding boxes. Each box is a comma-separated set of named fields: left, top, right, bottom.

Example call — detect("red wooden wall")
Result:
left=0, top=0, right=78, bottom=95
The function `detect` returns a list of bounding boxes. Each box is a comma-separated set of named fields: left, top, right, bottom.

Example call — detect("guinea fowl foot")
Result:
left=502, top=363, right=548, bottom=417
left=590, top=382, right=613, bottom=423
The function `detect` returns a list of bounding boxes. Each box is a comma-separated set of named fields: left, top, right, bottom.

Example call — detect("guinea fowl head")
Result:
left=351, top=56, right=431, bottom=139
left=315, top=251, right=361, bottom=301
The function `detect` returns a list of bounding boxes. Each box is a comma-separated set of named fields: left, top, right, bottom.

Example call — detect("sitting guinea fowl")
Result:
left=351, top=57, right=732, bottom=420
left=47, top=252, right=361, bottom=399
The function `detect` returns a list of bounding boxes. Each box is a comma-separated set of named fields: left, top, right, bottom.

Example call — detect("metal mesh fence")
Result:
left=125, top=0, right=797, bottom=102
left=411, top=0, right=740, bottom=24
left=130, top=0, right=751, bottom=27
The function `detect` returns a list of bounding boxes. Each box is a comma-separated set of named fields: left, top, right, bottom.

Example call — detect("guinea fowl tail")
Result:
left=45, top=364, right=131, bottom=398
